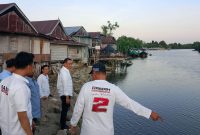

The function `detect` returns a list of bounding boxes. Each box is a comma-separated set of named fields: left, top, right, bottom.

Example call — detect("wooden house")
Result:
left=88, top=32, right=102, bottom=48
left=64, top=26, right=92, bottom=57
left=64, top=26, right=92, bottom=48
left=0, top=3, right=51, bottom=71
left=101, top=36, right=117, bottom=50
left=32, top=20, right=89, bottom=63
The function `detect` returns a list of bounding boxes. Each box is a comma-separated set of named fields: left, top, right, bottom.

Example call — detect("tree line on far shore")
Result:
left=116, top=36, right=200, bottom=53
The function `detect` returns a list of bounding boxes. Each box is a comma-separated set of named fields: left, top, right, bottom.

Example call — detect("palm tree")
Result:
left=101, top=25, right=108, bottom=36
left=101, top=21, right=119, bottom=36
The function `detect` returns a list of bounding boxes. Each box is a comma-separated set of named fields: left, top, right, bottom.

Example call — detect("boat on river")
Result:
left=129, top=48, right=148, bottom=58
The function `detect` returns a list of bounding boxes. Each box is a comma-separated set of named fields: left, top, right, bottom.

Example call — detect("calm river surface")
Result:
left=108, top=50, right=200, bottom=135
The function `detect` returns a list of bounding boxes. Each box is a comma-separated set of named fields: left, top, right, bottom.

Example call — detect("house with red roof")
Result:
left=0, top=2, right=89, bottom=68
left=0, top=3, right=51, bottom=71
left=32, top=20, right=89, bottom=63
left=101, top=36, right=117, bottom=50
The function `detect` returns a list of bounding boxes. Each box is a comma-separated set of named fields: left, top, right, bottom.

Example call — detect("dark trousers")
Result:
left=60, top=96, right=70, bottom=129
left=0, top=128, right=1, bottom=135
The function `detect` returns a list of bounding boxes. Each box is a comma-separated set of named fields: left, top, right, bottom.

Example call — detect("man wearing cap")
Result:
left=70, top=62, right=162, bottom=135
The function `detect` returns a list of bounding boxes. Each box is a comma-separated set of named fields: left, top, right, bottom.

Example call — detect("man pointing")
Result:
left=70, top=62, right=162, bottom=135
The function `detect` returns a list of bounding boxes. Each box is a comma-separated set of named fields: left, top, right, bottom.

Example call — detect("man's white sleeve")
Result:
left=70, top=85, right=85, bottom=126
left=115, top=87, right=152, bottom=119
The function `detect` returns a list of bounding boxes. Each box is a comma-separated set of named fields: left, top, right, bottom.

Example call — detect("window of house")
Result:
left=9, top=37, right=18, bottom=53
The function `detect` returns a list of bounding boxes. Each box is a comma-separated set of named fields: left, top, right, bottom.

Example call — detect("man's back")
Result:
left=71, top=80, right=152, bottom=135
left=82, top=80, right=116, bottom=135
left=0, top=74, right=32, bottom=135
left=71, top=80, right=116, bottom=135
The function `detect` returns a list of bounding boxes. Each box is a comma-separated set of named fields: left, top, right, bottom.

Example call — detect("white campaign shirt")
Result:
left=71, top=80, right=152, bottom=135
left=0, top=73, right=32, bottom=135
left=57, top=66, right=73, bottom=97
left=37, top=74, right=50, bottom=98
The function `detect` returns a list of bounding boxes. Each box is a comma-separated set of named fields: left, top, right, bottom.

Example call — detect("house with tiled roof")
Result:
left=0, top=3, right=51, bottom=71
left=64, top=26, right=83, bottom=36
left=100, top=36, right=117, bottom=56
left=101, top=36, right=116, bottom=50
left=32, top=20, right=68, bottom=40
left=88, top=32, right=102, bottom=48
left=64, top=26, right=92, bottom=57
left=32, top=20, right=89, bottom=63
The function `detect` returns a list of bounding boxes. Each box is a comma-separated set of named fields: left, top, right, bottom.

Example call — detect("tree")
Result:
left=101, top=21, right=119, bottom=36
left=101, top=25, right=108, bottom=36
left=159, top=40, right=168, bottom=48
left=117, top=36, right=143, bottom=54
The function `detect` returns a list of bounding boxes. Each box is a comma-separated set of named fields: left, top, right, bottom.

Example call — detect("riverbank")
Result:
left=35, top=63, right=91, bottom=135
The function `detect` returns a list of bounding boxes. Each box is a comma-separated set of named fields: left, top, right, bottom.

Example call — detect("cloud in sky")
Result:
left=1, top=0, right=200, bottom=43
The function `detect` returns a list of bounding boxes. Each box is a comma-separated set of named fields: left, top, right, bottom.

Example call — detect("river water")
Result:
left=108, top=50, right=200, bottom=135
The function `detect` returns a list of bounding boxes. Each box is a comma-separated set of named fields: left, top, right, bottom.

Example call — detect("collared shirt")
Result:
left=0, top=70, right=12, bottom=82
left=0, top=73, right=32, bottom=135
left=57, top=66, right=73, bottom=97
left=37, top=74, right=50, bottom=98
left=71, top=80, right=152, bottom=135
left=26, top=77, right=41, bottom=119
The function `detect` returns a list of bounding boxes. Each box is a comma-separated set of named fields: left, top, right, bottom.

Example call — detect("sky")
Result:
left=1, top=0, right=200, bottom=43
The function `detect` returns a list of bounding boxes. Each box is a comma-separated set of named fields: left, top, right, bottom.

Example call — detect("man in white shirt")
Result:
left=57, top=58, right=73, bottom=130
left=70, top=62, right=162, bottom=135
left=0, top=58, right=16, bottom=135
left=0, top=52, right=35, bottom=135
left=37, top=65, right=50, bottom=122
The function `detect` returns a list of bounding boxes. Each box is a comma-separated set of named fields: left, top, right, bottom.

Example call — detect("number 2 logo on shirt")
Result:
left=92, top=97, right=109, bottom=112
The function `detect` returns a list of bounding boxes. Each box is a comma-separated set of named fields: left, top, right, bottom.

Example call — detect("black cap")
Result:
left=89, top=62, right=106, bottom=74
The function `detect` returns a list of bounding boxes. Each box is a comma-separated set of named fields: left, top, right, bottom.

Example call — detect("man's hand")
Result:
left=66, top=96, right=70, bottom=104
left=70, top=125, right=77, bottom=135
left=32, top=120, right=36, bottom=132
left=150, top=111, right=163, bottom=121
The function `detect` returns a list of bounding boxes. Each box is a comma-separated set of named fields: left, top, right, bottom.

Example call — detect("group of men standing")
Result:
left=0, top=51, right=161, bottom=135
left=0, top=52, right=74, bottom=135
